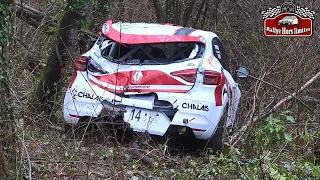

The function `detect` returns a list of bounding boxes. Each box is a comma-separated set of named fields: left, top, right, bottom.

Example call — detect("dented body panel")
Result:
left=63, top=21, right=242, bottom=140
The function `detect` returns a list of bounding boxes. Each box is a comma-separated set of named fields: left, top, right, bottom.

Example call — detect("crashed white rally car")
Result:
left=63, top=20, right=248, bottom=150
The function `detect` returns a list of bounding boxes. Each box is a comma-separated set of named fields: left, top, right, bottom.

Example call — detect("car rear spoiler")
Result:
left=99, top=20, right=205, bottom=45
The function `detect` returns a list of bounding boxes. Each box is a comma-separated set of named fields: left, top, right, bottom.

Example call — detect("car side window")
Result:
left=212, top=37, right=230, bottom=72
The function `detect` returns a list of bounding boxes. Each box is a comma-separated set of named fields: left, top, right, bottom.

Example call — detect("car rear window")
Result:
left=97, top=36, right=204, bottom=65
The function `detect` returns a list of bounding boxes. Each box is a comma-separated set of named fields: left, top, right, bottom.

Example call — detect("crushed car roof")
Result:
left=100, top=20, right=206, bottom=44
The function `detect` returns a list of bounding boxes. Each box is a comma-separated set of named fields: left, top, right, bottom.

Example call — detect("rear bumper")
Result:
left=63, top=71, right=103, bottom=123
left=63, top=71, right=227, bottom=140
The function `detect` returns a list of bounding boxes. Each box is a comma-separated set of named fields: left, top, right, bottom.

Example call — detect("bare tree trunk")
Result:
left=168, top=0, right=175, bottom=23
left=115, top=0, right=125, bottom=21
left=200, top=0, right=209, bottom=29
left=192, top=0, right=206, bottom=28
left=174, top=0, right=182, bottom=25
left=182, top=0, right=196, bottom=26
left=165, top=0, right=170, bottom=22
left=32, top=0, right=90, bottom=114
left=152, top=0, right=163, bottom=23
left=214, top=0, right=221, bottom=28
left=153, top=0, right=198, bottom=25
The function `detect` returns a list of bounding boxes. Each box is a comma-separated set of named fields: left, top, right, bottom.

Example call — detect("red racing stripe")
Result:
left=101, top=20, right=203, bottom=44
left=90, top=79, right=189, bottom=94
left=214, top=72, right=226, bottom=106
left=92, top=70, right=187, bottom=86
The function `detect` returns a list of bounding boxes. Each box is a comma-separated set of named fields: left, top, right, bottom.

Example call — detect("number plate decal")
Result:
left=123, top=107, right=170, bottom=135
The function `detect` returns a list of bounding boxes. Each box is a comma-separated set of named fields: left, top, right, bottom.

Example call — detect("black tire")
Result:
left=64, top=116, right=97, bottom=138
left=204, top=110, right=228, bottom=152
left=64, top=123, right=76, bottom=138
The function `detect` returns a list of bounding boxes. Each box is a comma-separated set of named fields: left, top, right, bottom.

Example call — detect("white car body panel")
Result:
left=63, top=21, right=242, bottom=140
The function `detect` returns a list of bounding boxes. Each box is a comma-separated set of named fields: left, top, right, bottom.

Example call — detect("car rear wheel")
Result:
left=64, top=116, right=97, bottom=138
left=64, top=123, right=79, bottom=139
left=204, top=109, right=228, bottom=152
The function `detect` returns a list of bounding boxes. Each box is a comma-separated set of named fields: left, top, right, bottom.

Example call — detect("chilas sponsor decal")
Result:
left=181, top=100, right=209, bottom=112
left=72, top=88, right=103, bottom=101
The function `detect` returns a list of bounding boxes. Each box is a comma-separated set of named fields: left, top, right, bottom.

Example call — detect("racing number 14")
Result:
left=129, top=109, right=141, bottom=121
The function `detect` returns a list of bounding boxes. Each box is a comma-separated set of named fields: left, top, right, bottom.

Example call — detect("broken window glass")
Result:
left=98, top=36, right=204, bottom=65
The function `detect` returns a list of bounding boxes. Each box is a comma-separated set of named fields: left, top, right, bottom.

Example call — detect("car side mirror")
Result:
left=235, top=66, right=249, bottom=78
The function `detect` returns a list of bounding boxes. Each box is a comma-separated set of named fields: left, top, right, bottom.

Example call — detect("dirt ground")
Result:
left=22, top=123, right=227, bottom=180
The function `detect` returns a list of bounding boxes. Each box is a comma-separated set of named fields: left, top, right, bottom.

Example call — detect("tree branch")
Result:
left=244, top=72, right=314, bottom=113
left=15, top=3, right=96, bottom=39
left=231, top=70, right=320, bottom=146
left=16, top=2, right=46, bottom=17
left=272, top=70, right=320, bottom=111
left=16, top=4, right=42, bottom=21
left=129, top=141, right=154, bottom=167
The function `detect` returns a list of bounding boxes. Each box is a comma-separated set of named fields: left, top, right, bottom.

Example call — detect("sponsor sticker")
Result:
left=71, top=88, right=103, bottom=101
left=181, top=99, right=209, bottom=112
left=206, top=56, right=215, bottom=68
left=125, top=85, right=150, bottom=89
left=261, top=2, right=316, bottom=37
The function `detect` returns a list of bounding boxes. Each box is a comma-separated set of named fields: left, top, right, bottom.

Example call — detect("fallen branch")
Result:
left=89, top=170, right=105, bottom=179
left=16, top=3, right=97, bottom=39
left=272, top=70, right=320, bottom=111
left=16, top=3, right=56, bottom=32
left=16, top=2, right=46, bottom=17
left=129, top=141, right=154, bottom=167
left=16, top=5, right=42, bottom=22
left=19, top=136, right=32, bottom=180
left=23, top=158, right=111, bottom=166
left=244, top=72, right=314, bottom=113
left=231, top=70, right=320, bottom=145
left=48, top=125, right=63, bottom=132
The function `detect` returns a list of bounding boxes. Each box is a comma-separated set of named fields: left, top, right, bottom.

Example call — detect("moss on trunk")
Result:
left=31, top=0, right=90, bottom=114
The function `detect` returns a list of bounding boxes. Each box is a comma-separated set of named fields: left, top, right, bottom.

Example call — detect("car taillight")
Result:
left=170, top=69, right=197, bottom=83
left=74, top=56, right=88, bottom=71
left=171, top=69, right=221, bottom=85
left=203, top=70, right=221, bottom=85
